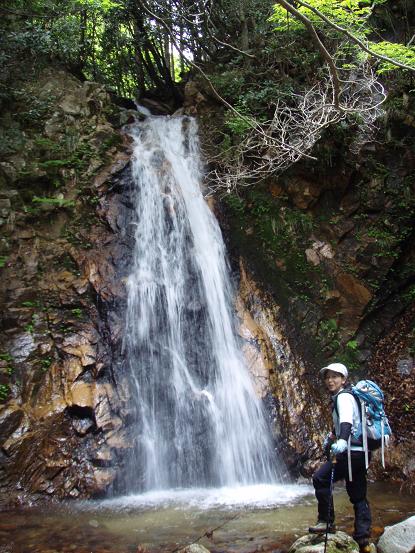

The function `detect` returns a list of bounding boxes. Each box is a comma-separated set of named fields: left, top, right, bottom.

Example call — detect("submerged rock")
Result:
left=377, top=515, right=415, bottom=553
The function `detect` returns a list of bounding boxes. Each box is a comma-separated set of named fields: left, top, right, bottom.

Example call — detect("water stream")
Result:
left=2, top=483, right=414, bottom=553
left=122, top=115, right=279, bottom=492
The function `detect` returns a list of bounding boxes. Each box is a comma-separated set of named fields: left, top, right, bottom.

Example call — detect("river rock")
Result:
left=288, top=532, right=359, bottom=552
left=177, top=545, right=211, bottom=553
left=377, top=515, right=415, bottom=553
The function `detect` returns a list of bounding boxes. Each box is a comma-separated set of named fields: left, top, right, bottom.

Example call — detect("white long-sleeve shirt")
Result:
left=332, top=389, right=363, bottom=451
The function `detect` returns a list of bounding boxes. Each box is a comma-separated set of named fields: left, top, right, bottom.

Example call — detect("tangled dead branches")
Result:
left=205, top=63, right=386, bottom=195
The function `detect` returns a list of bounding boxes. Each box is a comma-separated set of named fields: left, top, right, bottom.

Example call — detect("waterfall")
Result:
left=123, top=115, right=280, bottom=492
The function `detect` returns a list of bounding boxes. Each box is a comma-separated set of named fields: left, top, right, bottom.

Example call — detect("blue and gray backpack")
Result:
left=335, top=380, right=392, bottom=474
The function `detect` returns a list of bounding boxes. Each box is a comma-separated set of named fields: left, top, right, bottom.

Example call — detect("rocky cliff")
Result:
left=0, top=68, right=140, bottom=504
left=0, top=68, right=414, bottom=504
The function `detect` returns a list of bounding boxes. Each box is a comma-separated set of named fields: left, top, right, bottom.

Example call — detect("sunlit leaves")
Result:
left=270, top=0, right=377, bottom=34
left=370, top=42, right=415, bottom=73
left=76, top=0, right=121, bottom=11
left=270, top=0, right=413, bottom=76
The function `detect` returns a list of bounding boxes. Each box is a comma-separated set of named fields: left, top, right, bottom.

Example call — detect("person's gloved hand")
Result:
left=323, top=433, right=334, bottom=450
left=331, top=438, right=348, bottom=455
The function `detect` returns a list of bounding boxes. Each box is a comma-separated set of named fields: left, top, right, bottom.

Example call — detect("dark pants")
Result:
left=312, top=452, right=371, bottom=543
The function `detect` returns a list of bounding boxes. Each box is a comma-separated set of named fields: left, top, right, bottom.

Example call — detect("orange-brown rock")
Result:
left=334, top=271, right=372, bottom=332
left=285, top=177, right=321, bottom=209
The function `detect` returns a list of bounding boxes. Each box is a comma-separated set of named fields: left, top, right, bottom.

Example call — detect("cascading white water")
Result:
left=123, top=115, right=281, bottom=492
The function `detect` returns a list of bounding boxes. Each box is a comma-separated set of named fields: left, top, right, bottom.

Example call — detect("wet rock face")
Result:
left=236, top=260, right=327, bottom=474
left=197, top=77, right=415, bottom=484
left=0, top=68, right=137, bottom=504
left=190, top=70, right=415, bottom=372
left=0, top=159, right=135, bottom=504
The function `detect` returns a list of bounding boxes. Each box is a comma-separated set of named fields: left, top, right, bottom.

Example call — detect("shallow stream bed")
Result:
left=1, top=483, right=414, bottom=553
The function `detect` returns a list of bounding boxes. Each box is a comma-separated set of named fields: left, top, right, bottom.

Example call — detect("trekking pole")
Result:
left=323, top=455, right=337, bottom=553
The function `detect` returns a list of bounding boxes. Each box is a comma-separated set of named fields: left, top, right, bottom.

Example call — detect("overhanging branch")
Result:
left=275, top=0, right=341, bottom=109
left=295, top=0, right=415, bottom=73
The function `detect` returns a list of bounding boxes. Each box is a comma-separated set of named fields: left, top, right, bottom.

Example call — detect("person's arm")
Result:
left=331, top=393, right=354, bottom=453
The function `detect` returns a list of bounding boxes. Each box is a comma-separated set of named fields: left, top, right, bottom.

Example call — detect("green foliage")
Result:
left=12, top=91, right=56, bottom=127
left=6, top=366, right=14, bottom=377
left=0, top=352, right=14, bottom=380
left=0, top=384, right=10, bottom=402
left=318, top=318, right=340, bottom=351
left=270, top=0, right=384, bottom=33
left=21, top=300, right=40, bottom=308
left=211, top=70, right=246, bottom=100
left=270, top=0, right=413, bottom=76
left=366, top=226, right=399, bottom=257
left=79, top=0, right=120, bottom=10
left=370, top=42, right=415, bottom=73
left=402, top=285, right=415, bottom=303
left=38, top=160, right=70, bottom=170
left=224, top=112, right=256, bottom=136
left=0, top=257, right=7, bottom=268
left=40, top=357, right=52, bottom=371
left=71, top=308, right=83, bottom=318
left=32, top=196, right=75, bottom=208
left=224, top=194, right=246, bottom=214
left=338, top=340, right=360, bottom=371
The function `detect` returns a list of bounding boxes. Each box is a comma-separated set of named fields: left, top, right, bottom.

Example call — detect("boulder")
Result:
left=288, top=532, right=359, bottom=552
left=377, top=515, right=415, bottom=553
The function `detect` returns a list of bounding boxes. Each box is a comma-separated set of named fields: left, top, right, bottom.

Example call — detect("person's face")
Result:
left=324, top=370, right=346, bottom=394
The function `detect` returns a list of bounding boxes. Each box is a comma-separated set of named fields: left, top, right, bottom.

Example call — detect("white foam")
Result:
left=91, top=484, right=313, bottom=511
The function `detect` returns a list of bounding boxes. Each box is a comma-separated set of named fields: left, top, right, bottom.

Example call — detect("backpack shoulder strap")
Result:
left=332, top=388, right=354, bottom=417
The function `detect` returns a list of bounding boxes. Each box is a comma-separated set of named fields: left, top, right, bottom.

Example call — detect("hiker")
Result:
left=309, top=362, right=372, bottom=553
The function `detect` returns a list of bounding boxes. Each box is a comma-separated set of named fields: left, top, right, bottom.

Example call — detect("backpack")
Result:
left=335, top=379, right=392, bottom=476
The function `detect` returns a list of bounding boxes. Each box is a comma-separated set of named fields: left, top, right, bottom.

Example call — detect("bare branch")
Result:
left=205, top=64, right=386, bottom=195
left=208, top=31, right=256, bottom=58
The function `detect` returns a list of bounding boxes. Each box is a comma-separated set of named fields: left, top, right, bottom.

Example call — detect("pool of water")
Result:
left=1, top=482, right=413, bottom=553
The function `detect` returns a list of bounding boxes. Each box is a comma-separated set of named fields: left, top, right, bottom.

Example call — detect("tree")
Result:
left=1, top=0, right=414, bottom=187
left=203, top=0, right=415, bottom=193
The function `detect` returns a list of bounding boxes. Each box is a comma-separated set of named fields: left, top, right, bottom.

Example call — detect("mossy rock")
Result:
left=288, top=531, right=361, bottom=552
